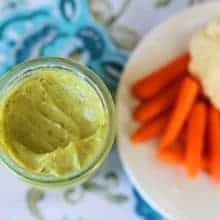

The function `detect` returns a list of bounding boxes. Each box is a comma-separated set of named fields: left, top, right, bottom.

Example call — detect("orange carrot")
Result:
left=132, top=53, right=189, bottom=99
left=157, top=147, right=184, bottom=165
left=209, top=106, right=220, bottom=182
left=185, top=102, right=207, bottom=178
left=159, top=77, right=200, bottom=150
left=201, top=156, right=209, bottom=172
left=131, top=114, right=168, bottom=144
left=133, top=81, right=181, bottom=123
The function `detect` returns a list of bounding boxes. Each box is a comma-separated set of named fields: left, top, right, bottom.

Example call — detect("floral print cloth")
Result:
left=0, top=0, right=210, bottom=219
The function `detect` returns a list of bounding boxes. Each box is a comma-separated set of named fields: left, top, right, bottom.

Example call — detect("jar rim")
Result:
left=0, top=57, right=116, bottom=187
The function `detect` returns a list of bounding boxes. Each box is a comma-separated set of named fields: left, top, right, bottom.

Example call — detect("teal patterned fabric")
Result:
left=0, top=0, right=127, bottom=92
left=0, top=0, right=165, bottom=219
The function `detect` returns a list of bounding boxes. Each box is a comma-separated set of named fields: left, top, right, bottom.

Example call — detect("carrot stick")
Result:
left=131, top=114, right=168, bottom=144
left=133, top=81, right=181, bottom=123
left=209, top=106, right=220, bottom=182
left=185, top=102, right=207, bottom=178
left=157, top=147, right=184, bottom=165
left=159, top=77, right=200, bottom=150
left=132, top=53, right=189, bottom=99
left=201, top=156, right=209, bottom=172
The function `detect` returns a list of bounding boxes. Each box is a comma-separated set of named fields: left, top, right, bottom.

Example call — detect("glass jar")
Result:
left=0, top=57, right=115, bottom=188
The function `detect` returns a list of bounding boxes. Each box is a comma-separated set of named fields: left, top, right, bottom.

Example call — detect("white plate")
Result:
left=117, top=2, right=220, bottom=220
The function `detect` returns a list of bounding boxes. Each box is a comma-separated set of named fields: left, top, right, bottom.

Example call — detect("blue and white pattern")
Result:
left=0, top=0, right=127, bottom=91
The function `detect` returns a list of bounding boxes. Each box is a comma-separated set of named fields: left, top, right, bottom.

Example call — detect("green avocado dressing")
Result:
left=0, top=68, right=108, bottom=176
